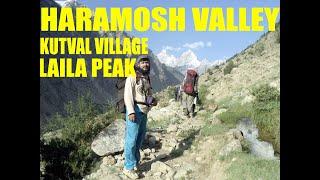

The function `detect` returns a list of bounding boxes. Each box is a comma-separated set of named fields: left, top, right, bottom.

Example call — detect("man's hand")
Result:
left=128, top=113, right=136, bottom=121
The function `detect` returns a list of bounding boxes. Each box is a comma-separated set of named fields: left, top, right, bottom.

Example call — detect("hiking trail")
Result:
left=84, top=100, right=241, bottom=180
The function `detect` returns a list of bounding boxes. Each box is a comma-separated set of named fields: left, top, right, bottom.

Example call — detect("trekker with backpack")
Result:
left=121, top=55, right=157, bottom=179
left=181, top=68, right=199, bottom=118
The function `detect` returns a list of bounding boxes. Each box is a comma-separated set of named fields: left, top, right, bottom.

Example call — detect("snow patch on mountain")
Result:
left=157, top=49, right=226, bottom=74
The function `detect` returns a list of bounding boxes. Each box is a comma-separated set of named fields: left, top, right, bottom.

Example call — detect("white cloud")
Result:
left=182, top=41, right=213, bottom=49
left=183, top=41, right=205, bottom=49
left=163, top=46, right=181, bottom=52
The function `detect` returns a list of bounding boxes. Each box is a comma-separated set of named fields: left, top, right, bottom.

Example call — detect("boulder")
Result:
left=156, top=153, right=169, bottom=160
left=233, top=130, right=244, bottom=141
left=250, top=139, right=275, bottom=159
left=148, top=136, right=157, bottom=147
left=174, top=169, right=189, bottom=179
left=102, top=156, right=116, bottom=166
left=151, top=161, right=173, bottom=174
left=91, top=119, right=125, bottom=156
left=143, top=148, right=152, bottom=156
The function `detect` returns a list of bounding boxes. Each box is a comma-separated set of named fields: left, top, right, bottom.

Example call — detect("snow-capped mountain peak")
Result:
left=157, top=49, right=223, bottom=74
left=157, top=49, right=201, bottom=68
left=179, top=49, right=201, bottom=67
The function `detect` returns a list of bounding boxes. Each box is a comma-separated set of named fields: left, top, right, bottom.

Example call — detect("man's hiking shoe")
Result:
left=123, top=169, right=139, bottom=179
left=133, top=163, right=141, bottom=172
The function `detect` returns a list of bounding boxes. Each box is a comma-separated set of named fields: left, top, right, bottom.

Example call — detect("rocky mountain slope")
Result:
left=40, top=0, right=184, bottom=127
left=201, top=25, right=280, bottom=105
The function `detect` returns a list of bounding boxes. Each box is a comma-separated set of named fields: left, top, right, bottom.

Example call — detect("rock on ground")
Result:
left=91, top=119, right=126, bottom=156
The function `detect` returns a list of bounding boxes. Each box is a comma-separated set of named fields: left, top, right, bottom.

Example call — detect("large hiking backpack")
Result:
left=115, top=75, right=152, bottom=114
left=183, top=69, right=198, bottom=95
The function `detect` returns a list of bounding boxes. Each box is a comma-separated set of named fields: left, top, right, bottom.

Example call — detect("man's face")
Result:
left=138, top=60, right=150, bottom=71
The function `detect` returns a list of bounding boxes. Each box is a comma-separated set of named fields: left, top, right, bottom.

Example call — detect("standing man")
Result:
left=181, top=68, right=199, bottom=118
left=123, top=55, right=157, bottom=179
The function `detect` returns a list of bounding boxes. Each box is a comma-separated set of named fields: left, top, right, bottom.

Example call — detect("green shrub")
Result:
left=206, top=68, right=213, bottom=75
left=224, top=61, right=236, bottom=75
left=250, top=85, right=280, bottom=152
left=255, top=43, right=265, bottom=56
left=198, top=84, right=209, bottom=106
left=251, top=107, right=280, bottom=153
left=41, top=94, right=118, bottom=179
left=167, top=86, right=176, bottom=100
left=251, top=84, right=280, bottom=112
left=276, top=31, right=280, bottom=44
left=275, top=22, right=280, bottom=43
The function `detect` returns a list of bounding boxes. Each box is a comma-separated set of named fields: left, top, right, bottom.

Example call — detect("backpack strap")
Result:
left=147, top=76, right=152, bottom=89
left=134, top=100, right=149, bottom=106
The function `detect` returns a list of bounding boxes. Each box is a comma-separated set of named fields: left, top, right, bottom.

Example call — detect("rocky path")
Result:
left=84, top=101, right=244, bottom=180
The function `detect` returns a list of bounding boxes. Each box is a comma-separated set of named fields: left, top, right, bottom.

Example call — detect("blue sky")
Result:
left=58, top=0, right=280, bottom=62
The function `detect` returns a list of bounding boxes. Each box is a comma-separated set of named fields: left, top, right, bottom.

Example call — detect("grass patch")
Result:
left=197, top=109, right=213, bottom=122
left=216, top=96, right=234, bottom=109
left=225, top=152, right=280, bottom=180
left=216, top=84, right=280, bottom=153
left=147, top=117, right=171, bottom=130
left=198, top=84, right=209, bottom=107
left=200, top=124, right=230, bottom=137
left=217, top=103, right=252, bottom=125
